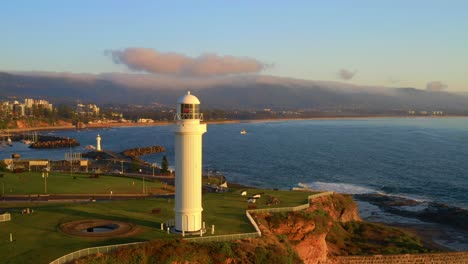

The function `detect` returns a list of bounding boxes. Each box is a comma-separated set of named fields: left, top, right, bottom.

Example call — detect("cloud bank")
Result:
left=337, top=69, right=357, bottom=80
left=106, top=48, right=266, bottom=77
left=426, top=81, right=447, bottom=92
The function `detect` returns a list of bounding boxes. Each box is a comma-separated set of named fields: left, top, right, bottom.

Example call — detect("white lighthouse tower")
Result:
left=96, top=134, right=102, bottom=152
left=174, top=91, right=207, bottom=233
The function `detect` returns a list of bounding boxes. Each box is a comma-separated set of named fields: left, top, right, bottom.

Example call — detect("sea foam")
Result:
left=299, top=181, right=378, bottom=194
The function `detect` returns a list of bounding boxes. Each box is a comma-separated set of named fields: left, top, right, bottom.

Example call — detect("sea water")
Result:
left=3, top=117, right=468, bottom=249
left=4, top=117, right=468, bottom=208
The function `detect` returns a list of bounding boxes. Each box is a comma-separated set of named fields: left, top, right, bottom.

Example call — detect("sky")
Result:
left=1, top=1, right=467, bottom=91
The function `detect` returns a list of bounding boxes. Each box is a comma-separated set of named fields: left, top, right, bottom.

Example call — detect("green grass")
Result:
left=0, top=199, right=175, bottom=264
left=0, top=171, right=164, bottom=195
left=202, top=189, right=311, bottom=234
left=0, top=187, right=312, bottom=264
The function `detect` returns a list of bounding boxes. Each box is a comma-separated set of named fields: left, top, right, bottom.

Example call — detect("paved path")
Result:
left=1, top=193, right=174, bottom=202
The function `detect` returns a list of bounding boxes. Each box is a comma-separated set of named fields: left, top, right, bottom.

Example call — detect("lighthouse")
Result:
left=174, top=91, right=207, bottom=233
left=96, top=134, right=102, bottom=152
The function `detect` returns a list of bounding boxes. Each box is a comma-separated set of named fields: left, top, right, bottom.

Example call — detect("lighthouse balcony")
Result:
left=175, top=113, right=204, bottom=121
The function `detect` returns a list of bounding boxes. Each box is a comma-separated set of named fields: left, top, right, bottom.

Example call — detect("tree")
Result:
left=161, top=155, right=169, bottom=173
left=129, top=161, right=141, bottom=173
left=57, top=104, right=73, bottom=119
left=0, top=160, right=7, bottom=171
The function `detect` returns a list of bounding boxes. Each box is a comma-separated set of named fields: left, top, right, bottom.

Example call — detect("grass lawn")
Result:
left=0, top=188, right=313, bottom=264
left=0, top=199, right=173, bottom=264
left=0, top=171, right=165, bottom=195
left=202, top=189, right=311, bottom=235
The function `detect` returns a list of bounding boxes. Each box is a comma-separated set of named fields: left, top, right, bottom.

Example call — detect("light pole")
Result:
left=121, top=160, right=124, bottom=175
left=42, top=172, right=48, bottom=193
left=69, top=142, right=73, bottom=178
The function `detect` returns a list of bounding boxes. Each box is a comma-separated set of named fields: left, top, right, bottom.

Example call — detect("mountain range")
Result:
left=1, top=71, right=467, bottom=112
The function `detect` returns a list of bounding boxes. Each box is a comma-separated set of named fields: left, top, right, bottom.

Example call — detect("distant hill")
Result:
left=1, top=71, right=468, bottom=112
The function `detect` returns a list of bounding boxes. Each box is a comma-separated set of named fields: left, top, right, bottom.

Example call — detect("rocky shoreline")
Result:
left=354, top=193, right=468, bottom=251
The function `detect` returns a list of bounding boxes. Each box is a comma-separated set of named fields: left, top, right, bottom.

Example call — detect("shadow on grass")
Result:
left=39, top=207, right=164, bottom=229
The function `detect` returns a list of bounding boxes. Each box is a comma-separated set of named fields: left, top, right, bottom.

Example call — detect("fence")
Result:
left=186, top=191, right=335, bottom=243
left=246, top=191, right=334, bottom=215
left=246, top=211, right=262, bottom=236
left=184, top=232, right=260, bottom=242
left=49, top=191, right=336, bottom=263
left=49, top=242, right=145, bottom=264
left=0, top=212, right=11, bottom=222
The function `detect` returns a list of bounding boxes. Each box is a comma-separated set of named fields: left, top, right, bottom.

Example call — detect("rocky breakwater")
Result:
left=122, top=146, right=166, bottom=164
left=253, top=194, right=432, bottom=264
left=29, top=135, right=80, bottom=149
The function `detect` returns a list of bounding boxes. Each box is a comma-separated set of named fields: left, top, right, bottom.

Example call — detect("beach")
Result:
left=3, top=115, right=468, bottom=133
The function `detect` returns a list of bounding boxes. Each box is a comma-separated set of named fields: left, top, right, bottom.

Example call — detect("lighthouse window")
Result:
left=180, top=104, right=200, bottom=119
left=181, top=104, right=192, bottom=113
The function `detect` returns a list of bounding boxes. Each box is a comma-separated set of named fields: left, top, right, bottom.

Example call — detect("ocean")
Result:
left=3, top=117, right=468, bottom=250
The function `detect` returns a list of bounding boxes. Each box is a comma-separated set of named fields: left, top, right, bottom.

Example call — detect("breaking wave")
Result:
left=298, top=181, right=379, bottom=195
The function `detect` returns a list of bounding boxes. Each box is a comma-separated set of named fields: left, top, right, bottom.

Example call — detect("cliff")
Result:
left=254, top=194, right=431, bottom=264
left=71, top=193, right=433, bottom=264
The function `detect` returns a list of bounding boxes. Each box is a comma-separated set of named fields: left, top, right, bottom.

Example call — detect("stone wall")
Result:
left=324, top=252, right=468, bottom=264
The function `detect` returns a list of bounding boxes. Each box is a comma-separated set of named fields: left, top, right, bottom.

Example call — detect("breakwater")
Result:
left=30, top=138, right=79, bottom=149
left=122, top=146, right=166, bottom=161
left=17, top=134, right=81, bottom=149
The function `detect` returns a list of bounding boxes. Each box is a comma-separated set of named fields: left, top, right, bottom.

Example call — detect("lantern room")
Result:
left=176, top=91, right=202, bottom=120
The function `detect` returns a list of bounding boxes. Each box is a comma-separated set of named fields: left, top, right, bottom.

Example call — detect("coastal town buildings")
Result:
left=407, top=109, right=444, bottom=116
left=75, top=103, right=100, bottom=116
left=137, top=118, right=154, bottom=123
left=0, top=98, right=53, bottom=117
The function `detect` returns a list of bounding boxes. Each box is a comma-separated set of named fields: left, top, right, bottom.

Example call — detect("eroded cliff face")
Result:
left=258, top=214, right=329, bottom=263
left=254, top=193, right=362, bottom=264
left=255, top=193, right=430, bottom=264
left=308, top=194, right=361, bottom=223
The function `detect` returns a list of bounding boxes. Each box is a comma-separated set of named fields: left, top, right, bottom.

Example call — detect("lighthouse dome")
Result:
left=177, top=91, right=200, bottom=104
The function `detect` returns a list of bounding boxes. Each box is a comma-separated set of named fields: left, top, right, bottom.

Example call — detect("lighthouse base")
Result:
left=171, top=227, right=206, bottom=236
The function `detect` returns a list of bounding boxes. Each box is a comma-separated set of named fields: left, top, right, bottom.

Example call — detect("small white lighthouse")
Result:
left=174, top=91, right=207, bottom=233
left=96, top=134, right=102, bottom=152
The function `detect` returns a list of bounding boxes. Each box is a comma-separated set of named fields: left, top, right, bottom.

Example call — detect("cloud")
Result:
left=106, top=48, right=266, bottom=76
left=337, top=69, right=357, bottom=80
left=426, top=81, right=447, bottom=92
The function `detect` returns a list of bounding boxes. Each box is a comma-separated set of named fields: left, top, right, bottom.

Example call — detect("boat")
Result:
left=85, top=145, right=96, bottom=150
left=21, top=139, right=33, bottom=145
left=240, top=129, right=247, bottom=134
left=7, top=137, right=13, bottom=146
